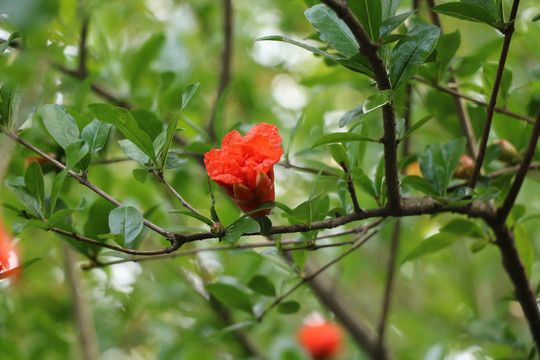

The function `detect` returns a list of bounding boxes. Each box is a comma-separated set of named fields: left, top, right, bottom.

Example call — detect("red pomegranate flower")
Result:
left=297, top=321, right=344, bottom=360
left=0, top=219, right=20, bottom=280
left=204, top=123, right=283, bottom=217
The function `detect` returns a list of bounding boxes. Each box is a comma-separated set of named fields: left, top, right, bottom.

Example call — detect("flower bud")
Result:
left=210, top=222, right=226, bottom=238
left=493, top=139, right=519, bottom=164
left=453, top=155, right=475, bottom=179
left=297, top=320, right=343, bottom=360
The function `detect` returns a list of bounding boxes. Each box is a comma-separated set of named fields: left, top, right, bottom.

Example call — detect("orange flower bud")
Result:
left=405, top=161, right=422, bottom=177
left=297, top=320, right=344, bottom=360
left=453, top=155, right=475, bottom=179
left=493, top=139, right=519, bottom=164
left=25, top=152, right=55, bottom=167
left=204, top=124, right=283, bottom=217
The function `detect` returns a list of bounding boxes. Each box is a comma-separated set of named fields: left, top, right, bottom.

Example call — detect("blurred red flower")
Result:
left=204, top=123, right=283, bottom=217
left=0, top=219, right=20, bottom=281
left=297, top=321, right=344, bottom=360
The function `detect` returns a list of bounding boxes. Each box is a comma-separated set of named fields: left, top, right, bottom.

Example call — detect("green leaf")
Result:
left=382, top=0, right=400, bottom=20
left=380, top=11, right=415, bottom=38
left=339, top=104, right=364, bottom=128
left=305, top=4, right=359, bottom=57
left=170, top=209, right=214, bottom=227
left=440, top=219, right=486, bottom=239
left=255, top=216, right=273, bottom=236
left=401, top=175, right=439, bottom=196
left=418, top=138, right=466, bottom=196
left=163, top=152, right=188, bottom=169
left=0, top=32, right=20, bottom=56
left=328, top=144, right=350, bottom=169
left=463, top=0, right=501, bottom=21
left=24, top=161, right=45, bottom=210
left=223, top=217, right=260, bottom=243
left=400, top=114, right=435, bottom=141
left=312, top=132, right=378, bottom=148
left=181, top=82, right=199, bottom=112
left=81, top=119, right=112, bottom=154
left=0, top=82, right=14, bottom=128
left=132, top=169, right=149, bottom=183
left=402, top=232, right=457, bottom=263
left=88, top=103, right=158, bottom=166
left=118, top=139, right=150, bottom=166
left=127, top=33, right=166, bottom=88
left=4, top=177, right=44, bottom=218
left=363, top=90, right=394, bottom=113
left=108, top=206, right=144, bottom=249
left=256, top=35, right=373, bottom=77
left=482, top=63, right=513, bottom=106
left=389, top=25, right=441, bottom=90
left=49, top=171, right=68, bottom=216
left=247, top=275, right=276, bottom=297
left=65, top=140, right=90, bottom=169
left=349, top=0, right=382, bottom=41
left=437, top=31, right=461, bottom=80
left=21, top=257, right=42, bottom=270
left=206, top=283, right=253, bottom=314
left=431, top=2, right=501, bottom=30
left=352, top=168, right=378, bottom=198
left=277, top=301, right=301, bottom=314
left=41, top=104, right=80, bottom=149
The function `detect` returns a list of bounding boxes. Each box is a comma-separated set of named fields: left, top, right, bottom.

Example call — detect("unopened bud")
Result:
left=210, top=222, right=226, bottom=238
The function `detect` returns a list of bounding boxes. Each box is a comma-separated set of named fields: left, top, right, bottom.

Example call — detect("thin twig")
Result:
left=469, top=0, right=522, bottom=188
left=207, top=0, right=234, bottom=142
left=51, top=227, right=181, bottom=256
left=376, top=220, right=400, bottom=354
left=340, top=162, right=362, bottom=213
left=426, top=0, right=478, bottom=158
left=151, top=169, right=203, bottom=216
left=320, top=0, right=401, bottom=211
left=3, top=130, right=174, bottom=238
left=413, top=77, right=534, bottom=124
left=497, top=107, right=540, bottom=221
left=78, top=17, right=89, bottom=77
left=257, top=228, right=379, bottom=321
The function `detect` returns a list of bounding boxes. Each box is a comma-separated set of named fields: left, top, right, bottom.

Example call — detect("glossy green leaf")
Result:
left=24, top=161, right=44, bottom=209
left=401, top=175, right=439, bottom=196
left=305, top=4, right=359, bottom=57
left=4, top=177, right=44, bottom=218
left=181, top=82, right=199, bottom=112
left=41, top=104, right=80, bottom=149
left=247, top=275, right=276, bottom=297
left=382, top=0, right=400, bottom=20
left=328, top=144, right=350, bottom=169
left=482, top=63, right=513, bottom=106
left=0, top=32, right=20, bottom=56
left=255, top=215, right=272, bottom=236
left=223, top=217, right=260, bottom=243
left=380, top=11, right=415, bottom=38
left=88, top=103, right=157, bottom=166
left=277, top=301, right=301, bottom=314
left=81, top=119, right=112, bottom=154
left=257, top=35, right=373, bottom=77
left=118, top=139, right=150, bottom=166
left=206, top=283, right=253, bottom=314
left=108, top=206, right=144, bottom=249
left=402, top=232, right=458, bottom=263
left=312, top=132, right=378, bottom=148
left=349, top=0, right=382, bottom=41
left=389, top=25, right=441, bottom=90
left=400, top=114, right=436, bottom=141
left=363, top=89, right=393, bottom=113
left=431, top=2, right=501, bottom=30
left=339, top=105, right=364, bottom=128
left=437, top=31, right=461, bottom=80
left=65, top=140, right=89, bottom=169
left=170, top=209, right=214, bottom=227
left=462, top=0, right=500, bottom=20
left=0, top=82, right=14, bottom=127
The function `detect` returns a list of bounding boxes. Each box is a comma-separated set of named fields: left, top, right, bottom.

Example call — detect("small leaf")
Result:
left=22, top=257, right=42, bottom=270
left=402, top=232, right=457, bottom=263
left=0, top=82, right=14, bottom=127
left=0, top=32, right=20, bottom=56
left=206, top=283, right=253, bottom=314
left=304, top=4, right=359, bottom=57
left=41, top=104, right=80, bottom=149
left=65, top=140, right=90, bottom=169
left=24, top=161, right=45, bottom=209
left=401, top=175, right=439, bottom=196
left=223, top=217, right=260, bottom=243
left=400, top=114, right=435, bottom=141
left=431, top=2, right=502, bottom=30
left=349, top=0, right=382, bottom=42
left=255, top=216, right=273, bottom=236
left=389, top=24, right=441, bottom=90
left=312, top=132, right=378, bottom=148
left=118, top=139, right=150, bottom=165
left=380, top=11, right=415, bottom=38
left=88, top=103, right=158, bottom=166
left=132, top=169, right=149, bottom=183
left=4, top=177, right=44, bottom=218
left=247, top=275, right=276, bottom=297
left=339, top=105, right=364, bottom=128
left=328, top=144, right=350, bottom=170
left=170, top=209, right=214, bottom=227
left=81, top=119, right=112, bottom=154
left=109, top=206, right=144, bottom=249
left=181, top=82, right=200, bottom=112
left=363, top=90, right=394, bottom=113
left=278, top=301, right=301, bottom=314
